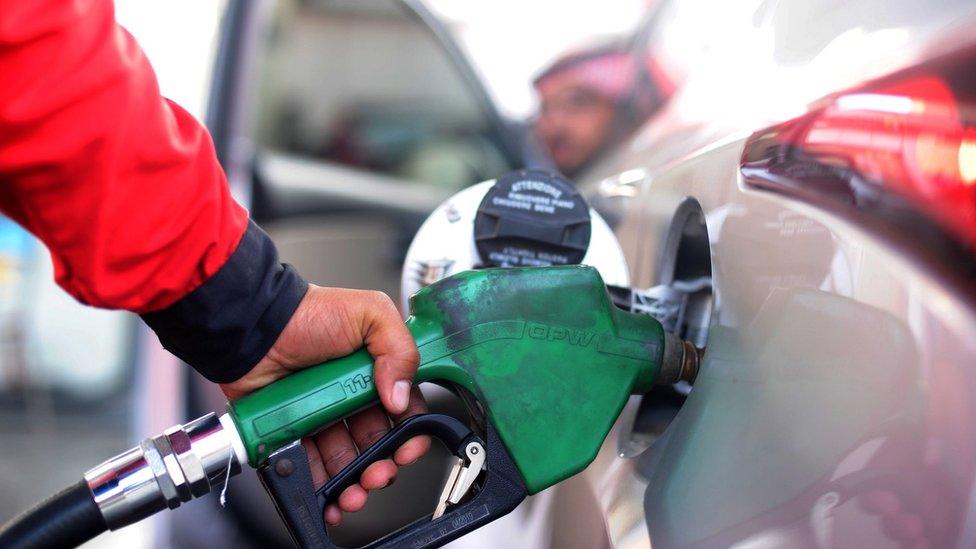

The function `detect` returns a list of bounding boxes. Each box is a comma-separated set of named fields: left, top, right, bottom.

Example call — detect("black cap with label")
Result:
left=474, top=169, right=591, bottom=268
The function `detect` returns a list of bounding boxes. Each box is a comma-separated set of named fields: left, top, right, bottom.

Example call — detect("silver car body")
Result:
left=465, top=1, right=976, bottom=547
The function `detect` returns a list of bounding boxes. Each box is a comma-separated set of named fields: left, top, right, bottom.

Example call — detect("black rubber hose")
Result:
left=0, top=481, right=107, bottom=549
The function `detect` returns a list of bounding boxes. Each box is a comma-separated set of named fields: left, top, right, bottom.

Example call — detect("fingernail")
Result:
left=392, top=380, right=411, bottom=413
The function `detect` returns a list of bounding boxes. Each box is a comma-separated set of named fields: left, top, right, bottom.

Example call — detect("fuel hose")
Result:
left=0, top=412, right=246, bottom=549
left=0, top=481, right=106, bottom=549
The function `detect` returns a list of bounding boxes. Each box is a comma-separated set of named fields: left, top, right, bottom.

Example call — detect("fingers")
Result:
left=347, top=404, right=391, bottom=450
left=356, top=292, right=419, bottom=415
left=337, top=484, right=368, bottom=512
left=392, top=386, right=431, bottom=466
left=324, top=504, right=342, bottom=526
left=346, top=405, right=397, bottom=490
left=302, top=437, right=344, bottom=526
left=315, top=423, right=358, bottom=478
left=310, top=405, right=402, bottom=520
left=305, top=397, right=434, bottom=529
left=301, top=438, right=328, bottom=487
left=313, top=423, right=371, bottom=514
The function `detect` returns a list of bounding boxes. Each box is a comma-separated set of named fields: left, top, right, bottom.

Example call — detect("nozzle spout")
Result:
left=658, top=332, right=702, bottom=385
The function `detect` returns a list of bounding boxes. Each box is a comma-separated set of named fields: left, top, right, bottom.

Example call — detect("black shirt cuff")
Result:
left=141, top=221, right=309, bottom=383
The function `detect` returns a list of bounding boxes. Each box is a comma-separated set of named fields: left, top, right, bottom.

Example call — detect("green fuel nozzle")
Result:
left=4, top=265, right=697, bottom=549
left=230, top=265, right=693, bottom=495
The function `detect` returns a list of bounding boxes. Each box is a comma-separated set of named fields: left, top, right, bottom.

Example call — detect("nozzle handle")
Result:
left=230, top=266, right=671, bottom=495
left=229, top=326, right=488, bottom=466
left=229, top=304, right=537, bottom=467
left=229, top=348, right=383, bottom=467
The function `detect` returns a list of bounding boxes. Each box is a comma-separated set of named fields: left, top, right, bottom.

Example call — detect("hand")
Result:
left=220, top=285, right=430, bottom=525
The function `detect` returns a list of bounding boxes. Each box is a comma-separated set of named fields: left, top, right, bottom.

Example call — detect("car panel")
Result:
left=563, top=1, right=976, bottom=547
left=637, top=141, right=976, bottom=546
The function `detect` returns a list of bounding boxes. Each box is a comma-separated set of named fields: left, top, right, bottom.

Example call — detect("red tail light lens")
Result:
left=742, top=49, right=976, bottom=276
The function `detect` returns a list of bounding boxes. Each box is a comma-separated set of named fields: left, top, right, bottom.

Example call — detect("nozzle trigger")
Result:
left=257, top=414, right=526, bottom=548
left=433, top=440, right=486, bottom=519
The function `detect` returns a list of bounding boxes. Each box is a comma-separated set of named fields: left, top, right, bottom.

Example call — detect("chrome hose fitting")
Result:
left=84, top=413, right=247, bottom=530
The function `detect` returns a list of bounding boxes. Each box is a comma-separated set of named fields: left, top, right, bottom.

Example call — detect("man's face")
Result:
left=534, top=83, right=617, bottom=175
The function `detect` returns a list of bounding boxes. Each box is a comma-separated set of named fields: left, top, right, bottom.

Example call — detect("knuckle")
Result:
left=305, top=449, right=324, bottom=468
left=401, top=345, right=421, bottom=365
left=413, top=437, right=432, bottom=454
left=377, top=347, right=419, bottom=373
left=356, top=428, right=388, bottom=449
left=303, top=441, right=325, bottom=466
left=369, top=291, right=393, bottom=306
left=323, top=446, right=356, bottom=471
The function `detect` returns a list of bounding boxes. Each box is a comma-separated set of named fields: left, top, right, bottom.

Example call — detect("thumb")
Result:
left=356, top=291, right=419, bottom=415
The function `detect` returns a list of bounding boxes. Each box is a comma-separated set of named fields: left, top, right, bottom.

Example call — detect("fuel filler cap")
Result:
left=473, top=170, right=591, bottom=268
left=400, top=169, right=629, bottom=312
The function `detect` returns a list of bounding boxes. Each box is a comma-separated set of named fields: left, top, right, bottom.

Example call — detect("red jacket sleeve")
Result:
left=0, top=0, right=308, bottom=383
left=0, top=0, right=247, bottom=313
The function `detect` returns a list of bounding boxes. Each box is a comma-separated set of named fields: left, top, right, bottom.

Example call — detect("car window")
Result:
left=635, top=0, right=689, bottom=106
left=251, top=0, right=512, bottom=190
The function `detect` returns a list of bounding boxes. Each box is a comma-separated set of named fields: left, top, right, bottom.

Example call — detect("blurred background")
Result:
left=6, top=0, right=976, bottom=547
left=0, top=0, right=662, bottom=547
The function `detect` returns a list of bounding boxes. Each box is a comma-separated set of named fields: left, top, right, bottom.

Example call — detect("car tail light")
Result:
left=741, top=47, right=976, bottom=285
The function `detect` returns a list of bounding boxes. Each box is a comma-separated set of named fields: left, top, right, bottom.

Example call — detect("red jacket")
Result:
left=0, top=0, right=306, bottom=383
